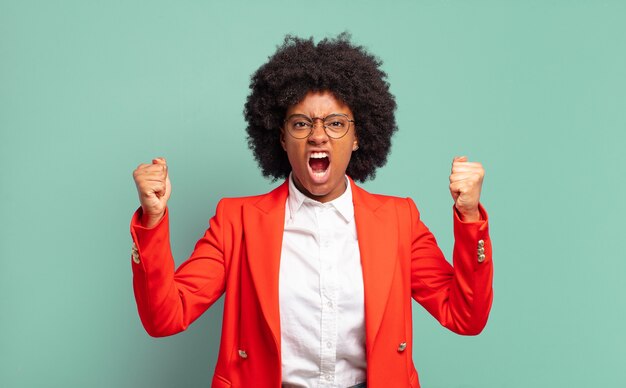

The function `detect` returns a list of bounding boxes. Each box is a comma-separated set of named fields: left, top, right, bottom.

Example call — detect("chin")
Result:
left=298, top=173, right=346, bottom=203
left=306, top=184, right=332, bottom=198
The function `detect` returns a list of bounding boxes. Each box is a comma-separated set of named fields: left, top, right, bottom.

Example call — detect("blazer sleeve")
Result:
left=129, top=201, right=227, bottom=337
left=407, top=198, right=493, bottom=335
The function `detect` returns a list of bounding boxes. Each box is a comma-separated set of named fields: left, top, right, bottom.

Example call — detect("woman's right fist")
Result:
left=133, top=157, right=171, bottom=227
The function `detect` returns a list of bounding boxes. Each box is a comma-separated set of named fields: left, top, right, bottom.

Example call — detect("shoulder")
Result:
left=352, top=183, right=418, bottom=217
left=214, top=181, right=289, bottom=213
left=350, top=180, right=415, bottom=209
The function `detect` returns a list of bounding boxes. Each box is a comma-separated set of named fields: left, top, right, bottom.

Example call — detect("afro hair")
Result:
left=244, top=32, right=397, bottom=182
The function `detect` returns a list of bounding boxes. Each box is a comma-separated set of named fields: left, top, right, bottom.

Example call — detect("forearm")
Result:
left=410, top=201, right=493, bottom=335
left=130, top=205, right=227, bottom=337
left=446, top=204, right=493, bottom=334
left=451, top=206, right=493, bottom=335
left=131, top=207, right=185, bottom=336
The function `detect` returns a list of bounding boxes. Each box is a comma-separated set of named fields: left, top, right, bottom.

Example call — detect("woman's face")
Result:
left=280, top=90, right=358, bottom=203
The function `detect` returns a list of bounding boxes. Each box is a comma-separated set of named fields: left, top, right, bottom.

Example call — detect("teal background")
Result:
left=1, top=0, right=624, bottom=387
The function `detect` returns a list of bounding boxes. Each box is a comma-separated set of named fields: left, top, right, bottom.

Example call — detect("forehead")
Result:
left=286, top=90, right=353, bottom=117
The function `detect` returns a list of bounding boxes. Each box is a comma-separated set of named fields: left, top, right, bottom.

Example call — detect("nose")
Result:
left=307, top=119, right=329, bottom=144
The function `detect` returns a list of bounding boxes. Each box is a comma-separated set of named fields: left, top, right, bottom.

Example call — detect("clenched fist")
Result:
left=449, top=156, right=484, bottom=222
left=133, top=157, right=171, bottom=228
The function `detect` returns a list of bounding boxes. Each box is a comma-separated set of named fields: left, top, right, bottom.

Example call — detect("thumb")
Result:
left=453, top=156, right=468, bottom=163
left=152, top=157, right=167, bottom=165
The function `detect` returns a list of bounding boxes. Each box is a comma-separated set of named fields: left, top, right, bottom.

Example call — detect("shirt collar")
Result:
left=286, top=173, right=354, bottom=223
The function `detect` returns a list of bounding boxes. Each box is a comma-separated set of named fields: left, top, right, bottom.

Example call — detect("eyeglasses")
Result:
left=283, top=113, right=355, bottom=139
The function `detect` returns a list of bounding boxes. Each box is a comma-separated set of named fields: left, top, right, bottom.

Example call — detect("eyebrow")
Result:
left=285, top=113, right=349, bottom=119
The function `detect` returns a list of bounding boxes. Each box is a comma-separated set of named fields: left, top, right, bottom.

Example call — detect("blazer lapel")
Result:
left=241, top=178, right=398, bottom=355
left=351, top=179, right=399, bottom=352
left=242, top=181, right=288, bottom=350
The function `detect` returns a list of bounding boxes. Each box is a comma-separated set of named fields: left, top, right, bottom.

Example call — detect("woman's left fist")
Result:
left=449, top=156, right=484, bottom=222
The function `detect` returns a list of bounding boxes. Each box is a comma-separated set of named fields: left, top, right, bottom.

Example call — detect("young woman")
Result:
left=130, top=34, right=493, bottom=388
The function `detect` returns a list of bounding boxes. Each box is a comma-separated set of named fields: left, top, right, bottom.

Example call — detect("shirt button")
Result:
left=327, top=301, right=333, bottom=308
left=327, top=341, right=332, bottom=349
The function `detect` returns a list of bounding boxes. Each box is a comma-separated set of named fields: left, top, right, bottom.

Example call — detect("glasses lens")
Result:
left=323, top=115, right=350, bottom=138
left=285, top=115, right=312, bottom=139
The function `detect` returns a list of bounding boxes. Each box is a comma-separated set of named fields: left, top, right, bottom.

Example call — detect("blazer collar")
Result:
left=286, top=173, right=354, bottom=224
left=243, top=177, right=398, bottom=354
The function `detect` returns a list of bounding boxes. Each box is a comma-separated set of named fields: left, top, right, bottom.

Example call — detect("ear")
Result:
left=280, top=129, right=287, bottom=151
left=352, top=136, right=359, bottom=151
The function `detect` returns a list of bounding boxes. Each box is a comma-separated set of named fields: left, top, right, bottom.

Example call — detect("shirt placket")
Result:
left=317, top=205, right=338, bottom=387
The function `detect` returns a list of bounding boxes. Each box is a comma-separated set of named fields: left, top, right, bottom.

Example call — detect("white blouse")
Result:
left=279, top=174, right=366, bottom=388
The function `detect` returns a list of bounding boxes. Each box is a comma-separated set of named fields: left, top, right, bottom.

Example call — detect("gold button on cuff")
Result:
left=478, top=247, right=485, bottom=254
left=477, top=239, right=485, bottom=248
left=238, top=350, right=248, bottom=359
left=131, top=243, right=140, bottom=264
left=478, top=254, right=486, bottom=263
left=397, top=342, right=407, bottom=352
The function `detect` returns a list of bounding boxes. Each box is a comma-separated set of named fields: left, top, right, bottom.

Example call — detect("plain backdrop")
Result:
left=1, top=1, right=624, bottom=387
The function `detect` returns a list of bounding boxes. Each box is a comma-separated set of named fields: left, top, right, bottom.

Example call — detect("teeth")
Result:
left=310, top=152, right=328, bottom=159
left=313, top=171, right=327, bottom=178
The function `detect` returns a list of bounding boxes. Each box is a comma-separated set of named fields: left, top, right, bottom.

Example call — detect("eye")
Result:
left=325, top=115, right=348, bottom=129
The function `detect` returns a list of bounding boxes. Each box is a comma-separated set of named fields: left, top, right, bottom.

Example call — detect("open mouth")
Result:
left=308, top=152, right=330, bottom=178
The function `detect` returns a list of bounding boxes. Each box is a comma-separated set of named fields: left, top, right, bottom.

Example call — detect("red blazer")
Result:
left=130, top=178, right=493, bottom=388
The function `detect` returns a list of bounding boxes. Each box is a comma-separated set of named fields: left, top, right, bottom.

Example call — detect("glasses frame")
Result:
left=282, top=113, right=355, bottom=140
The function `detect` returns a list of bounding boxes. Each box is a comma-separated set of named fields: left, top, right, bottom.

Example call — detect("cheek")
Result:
left=340, top=151, right=353, bottom=168
left=284, top=143, right=304, bottom=167
left=338, top=142, right=357, bottom=166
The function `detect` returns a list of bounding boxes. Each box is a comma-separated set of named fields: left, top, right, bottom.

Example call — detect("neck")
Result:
left=291, top=174, right=347, bottom=203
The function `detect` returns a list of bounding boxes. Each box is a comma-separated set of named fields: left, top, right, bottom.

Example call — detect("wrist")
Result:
left=140, top=209, right=165, bottom=228
left=456, top=206, right=480, bottom=222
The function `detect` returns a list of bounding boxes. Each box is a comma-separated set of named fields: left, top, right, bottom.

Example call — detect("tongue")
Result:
left=309, top=157, right=329, bottom=172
